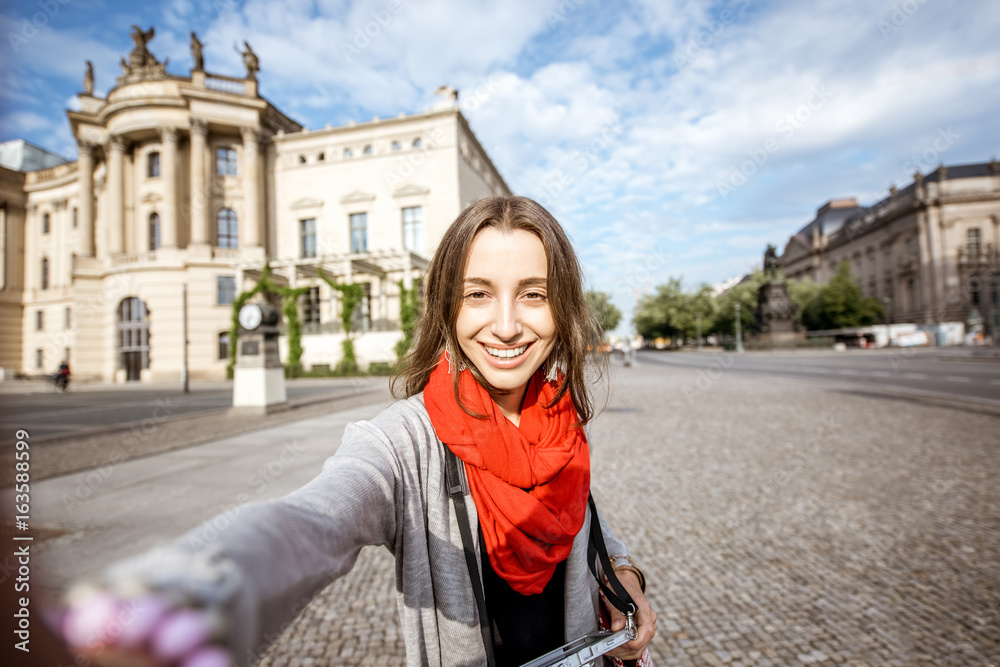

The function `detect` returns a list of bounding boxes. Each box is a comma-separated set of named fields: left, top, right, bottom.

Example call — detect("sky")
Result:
left=2, top=0, right=999, bottom=329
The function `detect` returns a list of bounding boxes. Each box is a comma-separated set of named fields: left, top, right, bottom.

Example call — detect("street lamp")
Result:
left=735, top=302, right=744, bottom=354
left=696, top=313, right=703, bottom=351
left=882, top=296, right=892, bottom=348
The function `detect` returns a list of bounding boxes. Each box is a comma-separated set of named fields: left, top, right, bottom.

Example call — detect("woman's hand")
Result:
left=604, top=568, right=657, bottom=661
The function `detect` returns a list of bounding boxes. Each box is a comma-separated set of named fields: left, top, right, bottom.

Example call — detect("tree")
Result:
left=586, top=291, right=622, bottom=337
left=801, top=260, right=884, bottom=330
left=634, top=278, right=687, bottom=341
left=711, top=272, right=768, bottom=336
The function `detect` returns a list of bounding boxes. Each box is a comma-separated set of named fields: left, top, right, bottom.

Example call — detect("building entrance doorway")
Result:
left=117, top=297, right=150, bottom=382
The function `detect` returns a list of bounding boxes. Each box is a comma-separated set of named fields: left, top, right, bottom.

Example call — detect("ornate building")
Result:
left=779, top=162, right=1000, bottom=341
left=0, top=28, right=510, bottom=382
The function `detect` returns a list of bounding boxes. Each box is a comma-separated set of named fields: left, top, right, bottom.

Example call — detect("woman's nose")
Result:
left=491, top=299, right=522, bottom=341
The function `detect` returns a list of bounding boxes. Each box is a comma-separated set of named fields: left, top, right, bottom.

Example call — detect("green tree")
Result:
left=674, top=285, right=718, bottom=340
left=318, top=268, right=364, bottom=374
left=634, top=278, right=687, bottom=341
left=395, top=279, right=422, bottom=360
left=786, top=276, right=823, bottom=318
left=586, top=291, right=622, bottom=337
left=711, top=272, right=768, bottom=336
left=802, top=261, right=884, bottom=330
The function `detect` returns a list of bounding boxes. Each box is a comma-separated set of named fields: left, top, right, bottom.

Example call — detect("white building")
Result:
left=0, top=29, right=510, bottom=382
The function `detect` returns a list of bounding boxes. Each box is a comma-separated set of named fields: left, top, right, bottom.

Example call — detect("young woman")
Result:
left=61, top=196, right=656, bottom=666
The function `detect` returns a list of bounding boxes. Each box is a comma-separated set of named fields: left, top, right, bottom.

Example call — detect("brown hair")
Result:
left=392, top=196, right=606, bottom=424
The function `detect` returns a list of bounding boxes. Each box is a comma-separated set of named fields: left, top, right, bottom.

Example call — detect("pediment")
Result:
left=140, top=192, right=161, bottom=204
left=340, top=190, right=376, bottom=204
left=291, top=197, right=324, bottom=210
left=392, top=184, right=430, bottom=198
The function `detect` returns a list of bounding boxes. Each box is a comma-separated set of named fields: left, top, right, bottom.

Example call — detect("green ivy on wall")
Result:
left=395, top=278, right=421, bottom=360
left=318, top=267, right=364, bottom=374
left=228, top=263, right=309, bottom=378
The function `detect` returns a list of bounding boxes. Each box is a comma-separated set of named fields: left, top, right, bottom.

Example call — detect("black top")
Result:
left=481, top=543, right=566, bottom=666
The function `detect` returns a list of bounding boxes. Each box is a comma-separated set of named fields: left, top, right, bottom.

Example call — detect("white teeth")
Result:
left=485, top=344, right=528, bottom=359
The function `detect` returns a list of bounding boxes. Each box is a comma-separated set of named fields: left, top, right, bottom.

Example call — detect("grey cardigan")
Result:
left=105, top=394, right=632, bottom=666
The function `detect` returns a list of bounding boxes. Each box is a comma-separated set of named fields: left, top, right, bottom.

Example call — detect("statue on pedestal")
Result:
left=190, top=32, right=204, bottom=71
left=118, top=25, right=169, bottom=83
left=755, top=243, right=804, bottom=344
left=83, top=60, right=94, bottom=95
left=129, top=25, right=156, bottom=69
left=240, top=41, right=259, bottom=80
left=764, top=244, right=779, bottom=280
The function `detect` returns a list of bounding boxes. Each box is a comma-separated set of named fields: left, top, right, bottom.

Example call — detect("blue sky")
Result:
left=2, top=0, right=999, bottom=327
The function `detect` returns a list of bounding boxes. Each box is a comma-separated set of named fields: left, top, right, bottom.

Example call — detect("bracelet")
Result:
left=609, top=555, right=646, bottom=593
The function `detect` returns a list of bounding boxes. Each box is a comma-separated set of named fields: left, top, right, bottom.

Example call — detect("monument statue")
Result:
left=755, top=243, right=803, bottom=345
left=241, top=41, right=259, bottom=80
left=764, top=244, right=779, bottom=280
left=83, top=60, right=94, bottom=95
left=129, top=25, right=156, bottom=68
left=190, top=31, right=204, bottom=71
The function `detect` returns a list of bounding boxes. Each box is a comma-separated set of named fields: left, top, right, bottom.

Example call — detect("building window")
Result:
left=41, top=257, right=49, bottom=290
left=65, top=306, right=71, bottom=329
left=301, top=286, right=320, bottom=324
left=402, top=206, right=423, bottom=252
left=906, top=279, right=916, bottom=311
left=301, top=218, right=317, bottom=258
left=35, top=310, right=43, bottom=331
left=412, top=138, right=421, bottom=149
left=350, top=213, right=367, bottom=253
left=318, top=152, right=325, bottom=162
left=218, top=332, right=230, bottom=360
left=148, top=151, right=160, bottom=178
left=64, top=347, right=70, bottom=366
left=363, top=145, right=372, bottom=156
left=217, top=208, right=238, bottom=248
left=298, top=155, right=306, bottom=164
left=344, top=148, right=353, bottom=159
left=72, top=207, right=78, bottom=228
left=992, top=274, right=999, bottom=307
left=968, top=228, right=982, bottom=257
left=149, top=213, right=161, bottom=251
left=217, top=276, right=236, bottom=305
left=216, top=147, right=238, bottom=176
left=391, top=141, right=401, bottom=151
left=35, top=349, right=43, bottom=370
left=42, top=212, right=50, bottom=234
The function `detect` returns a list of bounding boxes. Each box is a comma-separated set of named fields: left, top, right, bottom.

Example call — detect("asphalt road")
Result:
left=638, top=347, right=1000, bottom=406
left=0, top=378, right=382, bottom=442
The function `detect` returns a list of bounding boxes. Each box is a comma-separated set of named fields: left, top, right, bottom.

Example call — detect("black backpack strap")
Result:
left=444, top=446, right=497, bottom=667
left=587, top=495, right=638, bottom=623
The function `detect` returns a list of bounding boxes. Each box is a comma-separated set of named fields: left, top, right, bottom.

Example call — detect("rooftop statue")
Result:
left=241, top=41, right=259, bottom=80
left=129, top=25, right=156, bottom=68
left=190, top=31, right=204, bottom=71
left=83, top=60, right=94, bottom=95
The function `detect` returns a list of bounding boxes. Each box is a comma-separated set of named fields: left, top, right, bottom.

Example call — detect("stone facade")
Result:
left=0, top=33, right=510, bottom=381
left=779, top=162, right=1000, bottom=340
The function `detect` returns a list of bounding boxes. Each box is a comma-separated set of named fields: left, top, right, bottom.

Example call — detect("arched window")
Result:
left=149, top=213, right=161, bottom=251
left=147, top=152, right=160, bottom=178
left=412, top=138, right=421, bottom=149
left=344, top=148, right=353, bottom=159
left=363, top=145, right=372, bottom=156
left=217, top=208, right=238, bottom=248
left=216, top=147, right=238, bottom=175
left=41, top=257, right=49, bottom=290
left=391, top=141, right=401, bottom=151
left=42, top=212, right=51, bottom=234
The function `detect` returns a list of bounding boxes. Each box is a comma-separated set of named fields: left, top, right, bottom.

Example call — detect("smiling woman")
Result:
left=58, top=196, right=655, bottom=667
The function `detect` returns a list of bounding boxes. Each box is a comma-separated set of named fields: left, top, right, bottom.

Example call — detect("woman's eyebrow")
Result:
left=462, top=277, right=547, bottom=287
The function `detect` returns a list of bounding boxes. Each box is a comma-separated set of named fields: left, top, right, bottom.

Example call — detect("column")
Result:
left=160, top=128, right=179, bottom=248
left=77, top=141, right=95, bottom=256
left=108, top=136, right=125, bottom=255
left=189, top=119, right=210, bottom=247
left=241, top=127, right=261, bottom=248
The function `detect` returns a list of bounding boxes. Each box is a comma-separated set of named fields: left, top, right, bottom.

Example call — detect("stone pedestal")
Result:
left=755, top=281, right=805, bottom=345
left=232, top=317, right=288, bottom=414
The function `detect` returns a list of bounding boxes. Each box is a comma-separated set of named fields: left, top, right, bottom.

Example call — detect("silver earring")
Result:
left=446, top=346, right=466, bottom=374
left=545, top=350, right=565, bottom=383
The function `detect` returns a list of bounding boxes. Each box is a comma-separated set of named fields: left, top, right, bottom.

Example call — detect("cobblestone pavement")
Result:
left=255, top=358, right=999, bottom=666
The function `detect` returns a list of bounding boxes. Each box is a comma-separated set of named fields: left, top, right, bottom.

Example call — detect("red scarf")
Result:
left=424, top=352, right=591, bottom=594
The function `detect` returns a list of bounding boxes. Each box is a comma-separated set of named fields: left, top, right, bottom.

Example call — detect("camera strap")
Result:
left=445, top=446, right=637, bottom=665
left=445, top=445, right=498, bottom=667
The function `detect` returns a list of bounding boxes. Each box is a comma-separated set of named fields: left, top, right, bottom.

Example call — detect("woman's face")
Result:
left=456, top=227, right=557, bottom=402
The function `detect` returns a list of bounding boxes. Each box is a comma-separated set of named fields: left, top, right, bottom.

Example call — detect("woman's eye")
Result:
left=523, top=291, right=546, bottom=300
left=465, top=291, right=488, bottom=300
